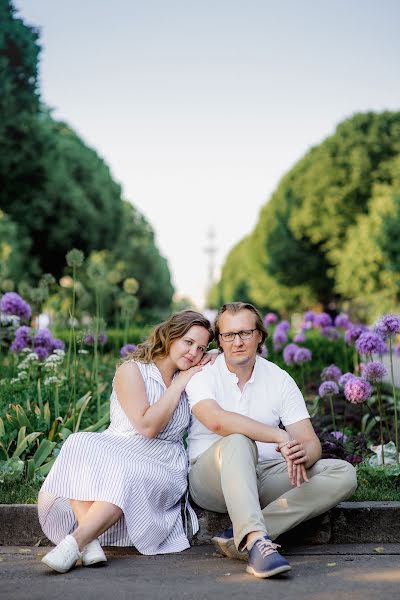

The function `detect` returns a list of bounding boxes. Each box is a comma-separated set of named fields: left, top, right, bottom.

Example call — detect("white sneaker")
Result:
left=82, top=539, right=107, bottom=566
left=41, top=535, right=82, bottom=573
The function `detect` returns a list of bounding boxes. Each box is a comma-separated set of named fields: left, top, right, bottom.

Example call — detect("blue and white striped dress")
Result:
left=38, top=361, right=198, bottom=555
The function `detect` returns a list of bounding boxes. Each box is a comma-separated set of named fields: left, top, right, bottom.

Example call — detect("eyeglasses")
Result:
left=219, top=329, right=258, bottom=342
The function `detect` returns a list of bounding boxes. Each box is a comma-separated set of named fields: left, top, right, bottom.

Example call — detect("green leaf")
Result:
left=74, top=393, right=91, bottom=433
left=83, top=412, right=110, bottom=432
left=43, top=402, right=51, bottom=429
left=0, top=416, right=5, bottom=438
left=48, top=417, right=62, bottom=442
left=26, top=458, right=35, bottom=480
left=32, top=439, right=56, bottom=467
left=37, top=457, right=55, bottom=476
left=59, top=428, right=72, bottom=441
left=12, top=431, right=42, bottom=458
left=14, top=404, right=34, bottom=432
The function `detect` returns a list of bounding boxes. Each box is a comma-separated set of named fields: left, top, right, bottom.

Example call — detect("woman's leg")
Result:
left=70, top=499, right=94, bottom=523
left=71, top=501, right=123, bottom=551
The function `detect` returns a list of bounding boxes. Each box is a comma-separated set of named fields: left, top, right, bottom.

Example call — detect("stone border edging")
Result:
left=1, top=502, right=400, bottom=546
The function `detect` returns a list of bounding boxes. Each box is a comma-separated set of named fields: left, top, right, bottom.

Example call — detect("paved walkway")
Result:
left=1, top=544, right=400, bottom=600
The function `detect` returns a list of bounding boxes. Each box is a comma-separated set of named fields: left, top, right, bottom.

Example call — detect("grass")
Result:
left=349, top=463, right=400, bottom=501
left=0, top=480, right=42, bottom=504
left=1, top=464, right=400, bottom=504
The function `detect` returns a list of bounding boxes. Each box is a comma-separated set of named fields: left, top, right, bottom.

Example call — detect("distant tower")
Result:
left=204, top=226, right=217, bottom=297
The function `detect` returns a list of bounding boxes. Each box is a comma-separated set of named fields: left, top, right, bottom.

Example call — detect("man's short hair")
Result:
left=214, top=302, right=267, bottom=354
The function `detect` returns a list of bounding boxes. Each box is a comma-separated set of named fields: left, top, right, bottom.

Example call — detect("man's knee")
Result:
left=218, top=434, right=258, bottom=470
left=339, top=460, right=358, bottom=497
left=328, top=459, right=358, bottom=499
left=220, top=434, right=257, bottom=455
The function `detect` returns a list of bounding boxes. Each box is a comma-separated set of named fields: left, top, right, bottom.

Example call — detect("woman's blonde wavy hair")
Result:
left=125, top=310, right=213, bottom=364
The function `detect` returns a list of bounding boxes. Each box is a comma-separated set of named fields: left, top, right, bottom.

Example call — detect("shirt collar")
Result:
left=219, top=353, right=259, bottom=385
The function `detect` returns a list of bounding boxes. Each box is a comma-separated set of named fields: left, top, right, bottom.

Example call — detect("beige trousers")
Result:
left=189, top=433, right=357, bottom=549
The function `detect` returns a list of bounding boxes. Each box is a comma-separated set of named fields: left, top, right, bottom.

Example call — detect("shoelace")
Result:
left=255, top=538, right=281, bottom=558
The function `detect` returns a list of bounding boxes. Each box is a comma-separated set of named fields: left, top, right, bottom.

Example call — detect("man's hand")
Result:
left=285, top=439, right=308, bottom=465
left=277, top=439, right=309, bottom=487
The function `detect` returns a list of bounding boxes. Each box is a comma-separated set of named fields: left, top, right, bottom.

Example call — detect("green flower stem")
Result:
left=54, top=383, right=59, bottom=420
left=92, top=286, right=101, bottom=421
left=66, top=264, right=77, bottom=380
left=375, top=383, right=385, bottom=465
left=299, top=364, right=305, bottom=396
left=329, top=395, right=337, bottom=431
left=389, top=337, right=399, bottom=463
left=353, top=348, right=359, bottom=373
left=342, top=339, right=349, bottom=373
left=37, top=378, right=43, bottom=418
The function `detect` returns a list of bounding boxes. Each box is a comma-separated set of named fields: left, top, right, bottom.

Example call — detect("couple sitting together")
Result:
left=39, top=302, right=357, bottom=579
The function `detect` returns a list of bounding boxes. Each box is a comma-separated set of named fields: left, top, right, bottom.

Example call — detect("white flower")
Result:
left=78, top=349, right=89, bottom=355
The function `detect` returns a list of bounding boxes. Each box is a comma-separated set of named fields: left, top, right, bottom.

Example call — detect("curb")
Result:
left=1, top=502, right=400, bottom=546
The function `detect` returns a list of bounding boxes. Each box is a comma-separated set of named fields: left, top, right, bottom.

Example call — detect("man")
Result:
left=186, top=302, right=357, bottom=579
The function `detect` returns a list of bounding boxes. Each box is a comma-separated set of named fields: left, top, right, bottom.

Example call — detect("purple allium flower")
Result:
left=356, top=332, right=387, bottom=355
left=263, top=312, right=278, bottom=326
left=339, top=372, right=355, bottom=388
left=344, top=377, right=373, bottom=404
left=277, top=320, right=290, bottom=332
left=319, top=381, right=339, bottom=398
left=320, top=326, right=339, bottom=340
left=273, top=329, right=287, bottom=351
left=120, top=343, right=137, bottom=358
left=0, top=292, right=31, bottom=321
left=362, top=361, right=388, bottom=382
left=303, top=310, right=315, bottom=324
left=283, top=343, right=299, bottom=365
left=35, top=346, right=49, bottom=360
left=34, top=329, right=54, bottom=348
left=293, top=330, right=306, bottom=343
left=334, top=313, right=350, bottom=329
left=294, top=347, right=312, bottom=364
left=84, top=333, right=107, bottom=346
left=53, top=339, right=65, bottom=351
left=314, top=312, right=332, bottom=328
left=321, top=364, right=342, bottom=383
left=375, top=314, right=400, bottom=339
left=33, top=329, right=64, bottom=359
left=260, top=345, right=268, bottom=358
left=344, top=324, right=368, bottom=345
left=331, top=431, right=348, bottom=443
left=10, top=326, right=33, bottom=352
left=84, top=334, right=95, bottom=345
left=98, top=333, right=108, bottom=346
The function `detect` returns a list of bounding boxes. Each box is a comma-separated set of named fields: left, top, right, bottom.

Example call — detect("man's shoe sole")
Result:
left=246, top=564, right=292, bottom=578
left=212, top=536, right=248, bottom=561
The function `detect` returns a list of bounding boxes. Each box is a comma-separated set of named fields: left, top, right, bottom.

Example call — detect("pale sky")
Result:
left=15, top=0, right=400, bottom=307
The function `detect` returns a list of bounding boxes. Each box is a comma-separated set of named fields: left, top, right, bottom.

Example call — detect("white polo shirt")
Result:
left=186, top=353, right=310, bottom=463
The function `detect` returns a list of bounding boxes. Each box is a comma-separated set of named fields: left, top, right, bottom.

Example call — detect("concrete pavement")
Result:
left=1, top=544, right=400, bottom=600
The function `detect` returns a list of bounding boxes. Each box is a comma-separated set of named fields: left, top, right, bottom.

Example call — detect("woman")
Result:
left=39, top=310, right=213, bottom=573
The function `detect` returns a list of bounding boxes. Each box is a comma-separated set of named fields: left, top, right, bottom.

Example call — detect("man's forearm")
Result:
left=211, top=409, right=289, bottom=445
left=304, top=439, right=322, bottom=469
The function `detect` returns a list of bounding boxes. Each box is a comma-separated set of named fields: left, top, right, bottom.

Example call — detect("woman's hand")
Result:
left=172, top=365, right=203, bottom=393
left=198, top=349, right=219, bottom=366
